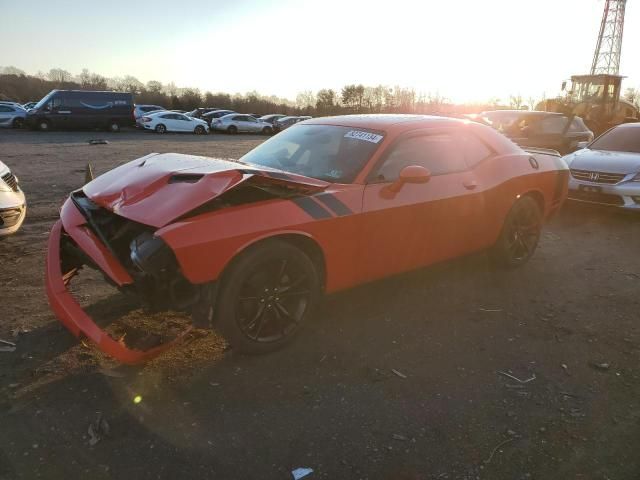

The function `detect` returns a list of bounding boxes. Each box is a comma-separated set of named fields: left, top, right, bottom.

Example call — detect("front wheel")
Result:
left=38, top=119, right=51, bottom=131
left=227, top=125, right=237, bottom=134
left=155, top=124, right=166, bottom=134
left=107, top=120, right=120, bottom=133
left=216, top=240, right=320, bottom=354
left=12, top=117, right=24, bottom=129
left=194, top=125, right=206, bottom=135
left=490, top=196, right=542, bottom=268
left=262, top=126, right=273, bottom=135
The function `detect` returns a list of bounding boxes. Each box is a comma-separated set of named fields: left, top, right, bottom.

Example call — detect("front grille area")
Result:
left=1, top=172, right=19, bottom=191
left=570, top=169, right=626, bottom=185
left=0, top=207, right=24, bottom=227
left=568, top=189, right=624, bottom=206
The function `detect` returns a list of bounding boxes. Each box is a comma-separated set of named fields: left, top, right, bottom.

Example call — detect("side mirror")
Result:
left=382, top=165, right=431, bottom=198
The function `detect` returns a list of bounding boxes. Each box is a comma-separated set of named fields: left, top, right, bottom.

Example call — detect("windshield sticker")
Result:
left=344, top=130, right=384, bottom=144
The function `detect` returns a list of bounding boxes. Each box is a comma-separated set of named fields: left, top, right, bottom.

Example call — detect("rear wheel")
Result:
left=194, top=125, right=206, bottom=135
left=262, top=126, right=273, bottom=135
left=155, top=124, right=166, bottom=134
left=216, top=240, right=320, bottom=354
left=12, top=117, right=24, bottom=129
left=490, top=196, right=542, bottom=268
left=227, top=125, right=237, bottom=134
left=107, top=120, right=120, bottom=133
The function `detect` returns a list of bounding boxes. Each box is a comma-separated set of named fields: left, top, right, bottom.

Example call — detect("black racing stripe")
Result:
left=291, top=197, right=332, bottom=220
left=314, top=193, right=353, bottom=216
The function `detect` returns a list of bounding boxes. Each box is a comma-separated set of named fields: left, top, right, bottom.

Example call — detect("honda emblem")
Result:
left=589, top=172, right=600, bottom=181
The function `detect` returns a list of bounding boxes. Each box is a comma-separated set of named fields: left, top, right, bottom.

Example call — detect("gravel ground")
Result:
left=0, top=129, right=639, bottom=480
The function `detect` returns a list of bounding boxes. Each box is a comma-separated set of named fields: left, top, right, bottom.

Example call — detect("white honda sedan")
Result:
left=564, top=123, right=640, bottom=210
left=139, top=111, right=209, bottom=134
left=211, top=113, right=273, bottom=134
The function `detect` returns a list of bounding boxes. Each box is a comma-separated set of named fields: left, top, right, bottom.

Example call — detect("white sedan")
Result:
left=0, top=161, right=26, bottom=236
left=564, top=123, right=640, bottom=210
left=139, top=111, right=209, bottom=134
left=211, top=113, right=273, bottom=134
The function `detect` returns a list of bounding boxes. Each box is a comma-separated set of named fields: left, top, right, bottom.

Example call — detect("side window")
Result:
left=0, top=106, right=14, bottom=112
left=568, top=118, right=585, bottom=133
left=537, top=116, right=568, bottom=134
left=177, top=114, right=189, bottom=121
left=160, top=114, right=173, bottom=119
left=375, top=133, right=466, bottom=181
left=51, top=97, right=64, bottom=109
left=461, top=133, right=493, bottom=168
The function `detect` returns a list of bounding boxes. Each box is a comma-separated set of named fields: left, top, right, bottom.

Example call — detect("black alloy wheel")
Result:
left=490, top=196, right=542, bottom=268
left=216, top=241, right=320, bottom=354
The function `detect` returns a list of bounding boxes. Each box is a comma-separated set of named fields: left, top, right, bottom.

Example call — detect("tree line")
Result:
left=7, top=65, right=625, bottom=116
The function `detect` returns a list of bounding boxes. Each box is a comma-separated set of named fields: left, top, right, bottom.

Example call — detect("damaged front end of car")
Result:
left=46, top=191, right=206, bottom=363
left=46, top=153, right=328, bottom=363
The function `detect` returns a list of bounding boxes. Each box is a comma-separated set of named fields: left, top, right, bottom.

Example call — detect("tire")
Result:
left=215, top=240, right=320, bottom=354
left=490, top=196, right=542, bottom=268
left=107, top=120, right=120, bottom=133
left=194, top=125, right=206, bottom=135
left=155, top=124, right=166, bottom=134
left=227, top=125, right=237, bottom=135
left=38, top=119, right=51, bottom=131
left=12, top=117, right=24, bottom=129
left=262, top=126, right=273, bottom=135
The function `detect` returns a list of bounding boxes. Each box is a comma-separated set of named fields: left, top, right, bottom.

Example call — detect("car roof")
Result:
left=303, top=114, right=462, bottom=132
left=481, top=110, right=565, bottom=117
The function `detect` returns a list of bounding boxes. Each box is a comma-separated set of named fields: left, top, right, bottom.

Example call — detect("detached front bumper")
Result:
left=45, top=200, right=190, bottom=364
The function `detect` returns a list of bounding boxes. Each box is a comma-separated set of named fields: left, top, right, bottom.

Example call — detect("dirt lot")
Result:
left=1, top=129, right=639, bottom=480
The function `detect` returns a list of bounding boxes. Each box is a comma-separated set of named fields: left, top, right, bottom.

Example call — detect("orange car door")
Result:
left=358, top=129, right=485, bottom=283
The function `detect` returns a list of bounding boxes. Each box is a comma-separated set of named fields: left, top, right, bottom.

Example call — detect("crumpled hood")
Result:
left=83, top=153, right=328, bottom=228
left=564, top=148, right=640, bottom=174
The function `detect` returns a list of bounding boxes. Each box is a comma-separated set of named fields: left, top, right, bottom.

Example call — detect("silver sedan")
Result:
left=211, top=114, right=273, bottom=135
left=0, top=103, right=27, bottom=128
left=564, top=123, right=640, bottom=210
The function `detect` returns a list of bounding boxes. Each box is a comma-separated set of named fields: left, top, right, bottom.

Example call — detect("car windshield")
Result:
left=33, top=92, right=55, bottom=110
left=589, top=126, right=640, bottom=154
left=240, top=124, right=385, bottom=183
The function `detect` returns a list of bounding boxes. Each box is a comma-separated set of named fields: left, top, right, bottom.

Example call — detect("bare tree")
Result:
left=1, top=66, right=26, bottom=76
left=295, top=90, right=316, bottom=110
left=47, top=68, right=72, bottom=83
left=509, top=94, right=524, bottom=110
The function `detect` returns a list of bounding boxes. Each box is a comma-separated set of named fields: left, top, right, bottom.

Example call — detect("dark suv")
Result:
left=479, top=110, right=594, bottom=155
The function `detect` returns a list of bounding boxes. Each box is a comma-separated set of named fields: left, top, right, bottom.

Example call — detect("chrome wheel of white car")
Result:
left=155, top=124, right=166, bottom=134
left=194, top=125, right=206, bottom=135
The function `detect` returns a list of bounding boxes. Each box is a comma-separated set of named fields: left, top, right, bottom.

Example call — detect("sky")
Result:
left=2, top=0, right=639, bottom=103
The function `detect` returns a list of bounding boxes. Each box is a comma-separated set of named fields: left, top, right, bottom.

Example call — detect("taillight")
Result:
left=142, top=116, right=151, bottom=122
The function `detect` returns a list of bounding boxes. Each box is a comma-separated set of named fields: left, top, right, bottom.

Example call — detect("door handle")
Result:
left=463, top=180, right=478, bottom=190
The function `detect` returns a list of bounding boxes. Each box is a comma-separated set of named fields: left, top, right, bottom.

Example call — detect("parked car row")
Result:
left=5, top=90, right=313, bottom=135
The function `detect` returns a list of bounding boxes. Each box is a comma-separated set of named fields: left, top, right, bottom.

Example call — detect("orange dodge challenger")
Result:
left=46, top=115, right=568, bottom=362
